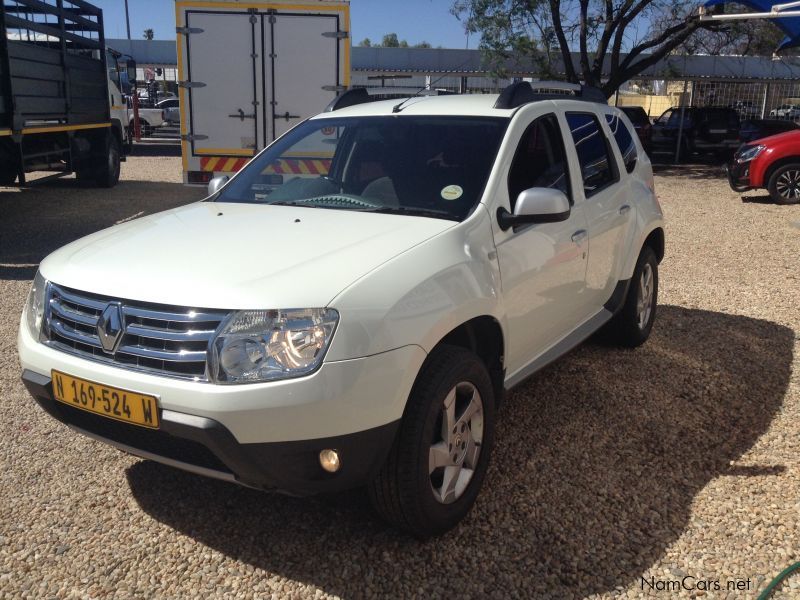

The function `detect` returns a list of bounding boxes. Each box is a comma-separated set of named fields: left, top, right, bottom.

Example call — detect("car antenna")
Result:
left=392, top=58, right=474, bottom=113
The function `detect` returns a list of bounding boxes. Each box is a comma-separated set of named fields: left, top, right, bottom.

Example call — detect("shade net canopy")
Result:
left=705, top=0, right=800, bottom=51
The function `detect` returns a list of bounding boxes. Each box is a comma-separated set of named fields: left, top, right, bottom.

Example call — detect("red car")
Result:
left=728, top=129, right=800, bottom=204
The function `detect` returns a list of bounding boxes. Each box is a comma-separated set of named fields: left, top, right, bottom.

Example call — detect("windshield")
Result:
left=215, top=115, right=508, bottom=221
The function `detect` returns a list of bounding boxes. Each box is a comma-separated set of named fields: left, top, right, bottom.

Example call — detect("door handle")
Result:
left=275, top=111, right=301, bottom=122
left=619, top=204, right=631, bottom=215
left=228, top=108, right=256, bottom=121
left=571, top=230, right=588, bottom=244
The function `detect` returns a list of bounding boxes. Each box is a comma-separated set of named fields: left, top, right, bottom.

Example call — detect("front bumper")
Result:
left=727, top=161, right=752, bottom=192
left=22, top=369, right=399, bottom=495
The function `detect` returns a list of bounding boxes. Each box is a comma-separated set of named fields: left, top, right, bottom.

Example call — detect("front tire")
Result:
left=605, top=246, right=659, bottom=347
left=767, top=163, right=800, bottom=205
left=368, top=345, right=495, bottom=538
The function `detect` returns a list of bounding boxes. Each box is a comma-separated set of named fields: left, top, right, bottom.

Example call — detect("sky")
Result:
left=93, top=0, right=473, bottom=48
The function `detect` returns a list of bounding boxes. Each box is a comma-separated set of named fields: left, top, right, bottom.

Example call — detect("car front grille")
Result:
left=43, top=283, right=229, bottom=381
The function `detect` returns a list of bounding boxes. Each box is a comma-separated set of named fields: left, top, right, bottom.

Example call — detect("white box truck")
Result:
left=174, top=0, right=350, bottom=184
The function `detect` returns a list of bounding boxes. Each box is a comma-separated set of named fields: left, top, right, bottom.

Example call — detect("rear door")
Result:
left=565, top=111, right=629, bottom=305
left=267, top=14, right=342, bottom=140
left=185, top=11, right=264, bottom=156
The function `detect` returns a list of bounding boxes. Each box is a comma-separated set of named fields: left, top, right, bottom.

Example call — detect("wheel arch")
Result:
left=762, top=156, right=800, bottom=189
left=428, top=315, right=506, bottom=405
left=642, top=227, right=665, bottom=264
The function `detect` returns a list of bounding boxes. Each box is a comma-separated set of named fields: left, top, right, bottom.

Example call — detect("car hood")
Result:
left=40, top=202, right=455, bottom=309
left=746, top=129, right=800, bottom=146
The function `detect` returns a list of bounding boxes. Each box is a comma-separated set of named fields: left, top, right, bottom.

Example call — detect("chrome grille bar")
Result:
left=43, top=283, right=229, bottom=381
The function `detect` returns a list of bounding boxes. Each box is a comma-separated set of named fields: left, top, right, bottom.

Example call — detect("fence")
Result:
left=613, top=78, right=800, bottom=121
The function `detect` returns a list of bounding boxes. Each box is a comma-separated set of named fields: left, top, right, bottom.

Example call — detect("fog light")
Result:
left=319, top=449, right=340, bottom=473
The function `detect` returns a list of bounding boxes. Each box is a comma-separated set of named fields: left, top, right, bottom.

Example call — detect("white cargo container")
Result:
left=175, top=0, right=350, bottom=184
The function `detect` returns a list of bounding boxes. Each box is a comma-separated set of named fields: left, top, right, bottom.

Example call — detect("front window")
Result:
left=215, top=116, right=508, bottom=221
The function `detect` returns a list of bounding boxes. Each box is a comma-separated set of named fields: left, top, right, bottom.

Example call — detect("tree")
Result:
left=679, top=15, right=786, bottom=55
left=413, top=41, right=433, bottom=48
left=359, top=37, right=372, bottom=47
left=452, top=0, right=745, bottom=97
left=382, top=33, right=401, bottom=47
left=143, top=28, right=154, bottom=41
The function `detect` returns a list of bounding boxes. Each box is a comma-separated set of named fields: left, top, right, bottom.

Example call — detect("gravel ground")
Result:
left=0, top=154, right=798, bottom=599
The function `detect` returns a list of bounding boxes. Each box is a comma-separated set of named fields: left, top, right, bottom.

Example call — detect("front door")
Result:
left=493, top=112, right=590, bottom=377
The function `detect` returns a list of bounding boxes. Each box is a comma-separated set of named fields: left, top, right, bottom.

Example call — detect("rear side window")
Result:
left=566, top=112, right=617, bottom=196
left=605, top=113, right=638, bottom=173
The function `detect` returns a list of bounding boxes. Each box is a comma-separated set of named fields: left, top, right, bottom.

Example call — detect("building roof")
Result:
left=106, top=39, right=800, bottom=81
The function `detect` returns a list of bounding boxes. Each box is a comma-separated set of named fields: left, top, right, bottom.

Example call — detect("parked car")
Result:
left=727, top=129, right=800, bottom=204
left=729, top=100, right=759, bottom=120
left=19, top=82, right=664, bottom=537
left=651, top=106, right=740, bottom=160
left=158, top=98, right=181, bottom=127
left=768, top=104, right=800, bottom=120
left=619, top=106, right=652, bottom=151
left=129, top=98, right=176, bottom=137
left=739, top=119, right=800, bottom=144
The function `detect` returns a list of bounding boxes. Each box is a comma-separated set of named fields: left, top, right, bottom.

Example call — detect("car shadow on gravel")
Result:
left=652, top=163, right=727, bottom=180
left=126, top=305, right=793, bottom=598
left=0, top=182, right=203, bottom=273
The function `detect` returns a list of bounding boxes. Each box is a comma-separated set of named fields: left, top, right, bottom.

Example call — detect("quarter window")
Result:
left=507, top=114, right=571, bottom=209
left=605, top=113, right=638, bottom=173
left=566, top=112, right=617, bottom=196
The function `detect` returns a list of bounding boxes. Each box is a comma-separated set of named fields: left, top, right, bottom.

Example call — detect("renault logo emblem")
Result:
left=97, top=302, right=124, bottom=354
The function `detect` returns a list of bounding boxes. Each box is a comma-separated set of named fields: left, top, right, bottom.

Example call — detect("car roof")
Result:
left=311, top=92, right=613, bottom=119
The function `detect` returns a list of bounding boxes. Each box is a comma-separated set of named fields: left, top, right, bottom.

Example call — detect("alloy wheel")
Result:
left=637, top=263, right=654, bottom=330
left=776, top=169, right=800, bottom=200
left=428, top=381, right=484, bottom=504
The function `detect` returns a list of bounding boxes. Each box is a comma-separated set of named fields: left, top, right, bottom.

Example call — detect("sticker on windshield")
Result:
left=441, top=185, right=463, bottom=201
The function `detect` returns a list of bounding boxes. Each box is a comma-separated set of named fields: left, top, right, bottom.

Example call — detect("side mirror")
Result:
left=126, top=59, right=137, bottom=84
left=207, top=175, right=229, bottom=196
left=497, top=187, right=571, bottom=231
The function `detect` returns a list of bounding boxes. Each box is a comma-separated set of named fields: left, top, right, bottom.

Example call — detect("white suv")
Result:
left=19, top=82, right=664, bottom=537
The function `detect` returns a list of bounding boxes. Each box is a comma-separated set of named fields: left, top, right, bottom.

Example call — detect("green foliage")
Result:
left=362, top=33, right=434, bottom=49
left=451, top=0, right=772, bottom=96
left=143, top=28, right=154, bottom=41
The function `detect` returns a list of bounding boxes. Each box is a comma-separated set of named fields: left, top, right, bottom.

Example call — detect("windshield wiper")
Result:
left=367, top=206, right=460, bottom=220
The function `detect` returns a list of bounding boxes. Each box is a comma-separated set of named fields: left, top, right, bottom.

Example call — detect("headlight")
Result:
left=25, top=270, right=47, bottom=339
left=736, top=144, right=765, bottom=163
left=210, top=308, right=338, bottom=383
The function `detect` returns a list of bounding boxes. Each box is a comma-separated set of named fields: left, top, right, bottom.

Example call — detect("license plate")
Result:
left=51, top=370, right=160, bottom=428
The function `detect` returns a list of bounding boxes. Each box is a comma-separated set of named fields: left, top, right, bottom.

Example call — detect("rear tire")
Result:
left=767, top=163, right=800, bottom=205
left=605, top=246, right=658, bottom=348
left=96, top=137, right=121, bottom=188
left=368, top=345, right=495, bottom=538
left=77, top=136, right=120, bottom=188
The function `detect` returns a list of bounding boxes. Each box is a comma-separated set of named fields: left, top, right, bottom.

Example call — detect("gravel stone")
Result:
left=0, top=156, right=798, bottom=598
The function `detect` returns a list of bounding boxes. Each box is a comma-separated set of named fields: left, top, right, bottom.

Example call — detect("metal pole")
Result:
left=124, top=0, right=131, bottom=40
left=674, top=79, right=689, bottom=163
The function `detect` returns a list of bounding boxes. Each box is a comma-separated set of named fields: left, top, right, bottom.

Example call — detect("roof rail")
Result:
left=325, top=87, right=455, bottom=112
left=494, top=81, right=607, bottom=109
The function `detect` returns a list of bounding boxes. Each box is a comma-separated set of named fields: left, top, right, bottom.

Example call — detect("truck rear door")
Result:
left=185, top=11, right=264, bottom=156
left=178, top=2, right=349, bottom=182
left=268, top=14, right=341, bottom=139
